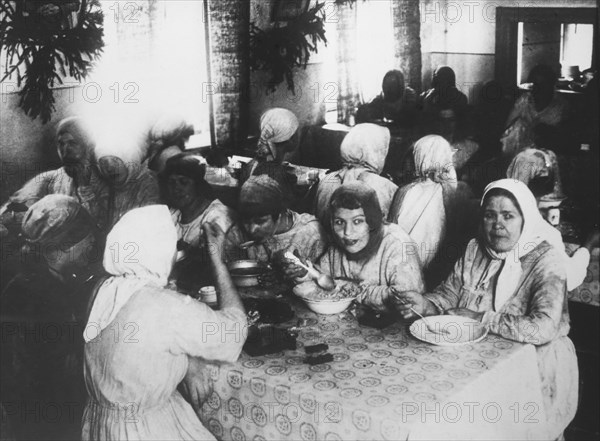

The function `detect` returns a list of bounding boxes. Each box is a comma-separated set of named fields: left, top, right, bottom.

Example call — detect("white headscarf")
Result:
left=257, top=108, right=299, bottom=159
left=84, top=205, right=177, bottom=342
left=481, top=179, right=545, bottom=310
left=340, top=123, right=390, bottom=174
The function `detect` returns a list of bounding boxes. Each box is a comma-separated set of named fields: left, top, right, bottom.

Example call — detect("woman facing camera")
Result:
left=286, top=182, right=424, bottom=313
left=82, top=205, right=246, bottom=440
left=394, top=179, right=578, bottom=439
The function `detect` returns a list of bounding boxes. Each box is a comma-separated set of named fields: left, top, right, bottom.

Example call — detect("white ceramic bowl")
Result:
left=302, top=298, right=353, bottom=315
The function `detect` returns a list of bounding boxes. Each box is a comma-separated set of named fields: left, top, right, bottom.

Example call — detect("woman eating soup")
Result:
left=286, top=182, right=424, bottom=313
left=393, top=179, right=578, bottom=439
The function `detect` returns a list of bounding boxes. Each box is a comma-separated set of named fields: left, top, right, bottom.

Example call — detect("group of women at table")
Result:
left=0, top=65, right=591, bottom=441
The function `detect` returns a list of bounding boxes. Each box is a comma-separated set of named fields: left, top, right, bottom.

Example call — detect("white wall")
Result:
left=420, top=0, right=597, bottom=105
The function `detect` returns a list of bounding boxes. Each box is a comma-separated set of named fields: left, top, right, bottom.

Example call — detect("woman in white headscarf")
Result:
left=394, top=179, right=578, bottom=440
left=388, top=135, right=458, bottom=269
left=507, top=148, right=592, bottom=291
left=313, top=123, right=398, bottom=224
left=82, top=205, right=246, bottom=441
left=242, top=108, right=300, bottom=179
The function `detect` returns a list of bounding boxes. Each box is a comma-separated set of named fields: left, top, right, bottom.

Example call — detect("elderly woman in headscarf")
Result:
left=394, top=179, right=578, bottom=440
left=501, top=64, right=570, bottom=158
left=356, top=69, right=418, bottom=126
left=420, top=66, right=468, bottom=118
left=284, top=182, right=424, bottom=313
left=242, top=108, right=300, bottom=179
left=314, top=123, right=397, bottom=225
left=507, top=149, right=595, bottom=291
left=145, top=114, right=195, bottom=173
left=224, top=175, right=327, bottom=276
left=82, top=205, right=246, bottom=440
left=388, top=135, right=458, bottom=270
left=0, top=116, right=98, bottom=234
left=93, top=130, right=161, bottom=233
left=160, top=154, right=236, bottom=289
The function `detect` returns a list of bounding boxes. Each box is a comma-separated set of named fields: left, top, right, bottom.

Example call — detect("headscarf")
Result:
left=55, top=116, right=95, bottom=159
left=160, top=154, right=214, bottom=199
left=382, top=70, right=406, bottom=102
left=85, top=205, right=177, bottom=342
left=480, top=179, right=545, bottom=310
left=256, top=108, right=299, bottom=160
left=506, top=148, right=550, bottom=186
left=238, top=175, right=285, bottom=218
left=340, top=123, right=391, bottom=174
left=21, top=194, right=96, bottom=247
left=146, top=114, right=194, bottom=164
left=329, top=182, right=384, bottom=261
left=94, top=129, right=147, bottom=188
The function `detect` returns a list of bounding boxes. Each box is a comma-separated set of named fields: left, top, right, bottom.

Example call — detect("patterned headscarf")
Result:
left=238, top=175, right=285, bottom=218
left=340, top=123, right=390, bottom=174
left=256, top=108, right=299, bottom=160
left=21, top=194, right=96, bottom=247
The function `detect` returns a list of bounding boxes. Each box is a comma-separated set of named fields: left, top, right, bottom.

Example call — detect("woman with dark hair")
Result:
left=286, top=182, right=424, bottom=313
left=394, top=179, right=578, bottom=439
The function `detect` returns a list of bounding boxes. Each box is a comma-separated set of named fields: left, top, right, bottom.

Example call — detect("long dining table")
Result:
left=197, top=286, right=553, bottom=441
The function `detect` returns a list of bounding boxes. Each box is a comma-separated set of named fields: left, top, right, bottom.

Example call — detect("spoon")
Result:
left=284, top=252, right=336, bottom=291
left=239, top=240, right=255, bottom=249
left=392, top=291, right=449, bottom=335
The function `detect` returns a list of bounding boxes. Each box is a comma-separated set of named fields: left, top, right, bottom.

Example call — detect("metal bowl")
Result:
left=227, top=260, right=268, bottom=287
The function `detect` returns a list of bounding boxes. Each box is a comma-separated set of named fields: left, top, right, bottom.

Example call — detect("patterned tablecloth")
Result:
left=566, top=245, right=600, bottom=307
left=198, top=291, right=552, bottom=441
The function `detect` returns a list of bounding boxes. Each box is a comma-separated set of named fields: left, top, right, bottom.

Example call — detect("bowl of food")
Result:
left=227, top=260, right=269, bottom=287
left=293, top=280, right=360, bottom=315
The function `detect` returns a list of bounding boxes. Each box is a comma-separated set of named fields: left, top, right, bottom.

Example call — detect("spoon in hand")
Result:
left=284, top=252, right=336, bottom=290
left=392, top=291, right=449, bottom=335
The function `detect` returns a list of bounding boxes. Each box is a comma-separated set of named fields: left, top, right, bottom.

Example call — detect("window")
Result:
left=82, top=0, right=211, bottom=148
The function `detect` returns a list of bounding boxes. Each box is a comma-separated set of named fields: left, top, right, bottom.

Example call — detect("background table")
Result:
left=198, top=290, right=552, bottom=441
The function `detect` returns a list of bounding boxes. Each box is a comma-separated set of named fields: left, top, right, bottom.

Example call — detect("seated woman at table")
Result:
left=242, top=108, right=300, bottom=181
left=224, top=174, right=327, bottom=272
left=420, top=66, right=468, bottom=118
left=394, top=179, right=578, bottom=439
left=161, top=154, right=236, bottom=289
left=355, top=69, right=418, bottom=127
left=507, top=149, right=597, bottom=291
left=313, top=123, right=398, bottom=225
left=388, top=135, right=459, bottom=270
left=82, top=205, right=246, bottom=440
left=145, top=114, right=195, bottom=173
left=286, top=182, right=424, bottom=313
left=501, top=64, right=571, bottom=158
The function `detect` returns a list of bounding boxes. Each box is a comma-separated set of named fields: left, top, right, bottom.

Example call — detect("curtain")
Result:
left=391, top=0, right=422, bottom=93
left=207, top=0, right=250, bottom=149
left=335, top=2, right=361, bottom=124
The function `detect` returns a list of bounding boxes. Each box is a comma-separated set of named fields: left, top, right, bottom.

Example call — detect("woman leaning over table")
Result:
left=286, top=182, right=424, bottom=313
left=393, top=179, right=578, bottom=439
left=82, top=205, right=246, bottom=440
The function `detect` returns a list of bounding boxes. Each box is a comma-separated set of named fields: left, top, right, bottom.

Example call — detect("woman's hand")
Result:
left=180, top=358, right=214, bottom=412
left=390, top=289, right=431, bottom=319
left=203, top=222, right=225, bottom=259
left=273, top=249, right=309, bottom=281
left=446, top=308, right=484, bottom=321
